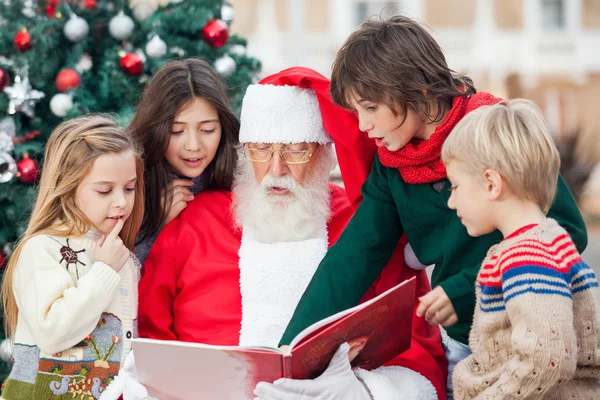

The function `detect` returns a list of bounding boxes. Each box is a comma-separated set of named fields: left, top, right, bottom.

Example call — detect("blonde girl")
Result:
left=1, top=115, right=143, bottom=400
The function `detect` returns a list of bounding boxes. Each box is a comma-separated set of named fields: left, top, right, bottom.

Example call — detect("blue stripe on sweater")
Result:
left=505, top=287, right=572, bottom=302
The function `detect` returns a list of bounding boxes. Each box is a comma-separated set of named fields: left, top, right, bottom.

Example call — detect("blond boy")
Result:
left=442, top=99, right=600, bottom=399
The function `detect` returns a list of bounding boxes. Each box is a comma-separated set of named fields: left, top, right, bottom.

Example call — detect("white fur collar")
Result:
left=238, top=229, right=328, bottom=347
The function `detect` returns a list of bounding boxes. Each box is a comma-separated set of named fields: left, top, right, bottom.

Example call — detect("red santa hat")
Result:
left=239, top=67, right=378, bottom=208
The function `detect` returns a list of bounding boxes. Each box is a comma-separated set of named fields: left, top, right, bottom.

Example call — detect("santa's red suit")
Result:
left=138, top=183, right=447, bottom=399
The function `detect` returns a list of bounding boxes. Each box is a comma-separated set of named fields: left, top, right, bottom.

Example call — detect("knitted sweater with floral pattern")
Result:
left=453, top=218, right=600, bottom=399
left=1, top=232, right=139, bottom=400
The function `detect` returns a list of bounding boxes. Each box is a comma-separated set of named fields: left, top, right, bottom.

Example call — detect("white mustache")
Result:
left=260, top=174, right=301, bottom=193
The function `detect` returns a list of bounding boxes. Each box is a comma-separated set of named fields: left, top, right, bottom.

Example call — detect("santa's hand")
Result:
left=100, top=351, right=158, bottom=400
left=253, top=343, right=373, bottom=400
left=416, top=286, right=458, bottom=327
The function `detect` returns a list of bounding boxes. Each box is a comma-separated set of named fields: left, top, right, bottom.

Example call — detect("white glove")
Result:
left=253, top=342, right=373, bottom=400
left=100, top=350, right=158, bottom=400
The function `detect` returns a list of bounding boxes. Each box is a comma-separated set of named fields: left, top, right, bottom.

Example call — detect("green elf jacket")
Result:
left=281, top=155, right=587, bottom=345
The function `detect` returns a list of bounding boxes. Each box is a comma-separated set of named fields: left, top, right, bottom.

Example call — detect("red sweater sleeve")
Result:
left=138, top=220, right=184, bottom=341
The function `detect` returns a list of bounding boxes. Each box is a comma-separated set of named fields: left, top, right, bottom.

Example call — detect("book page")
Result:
left=288, top=276, right=416, bottom=379
left=133, top=339, right=283, bottom=400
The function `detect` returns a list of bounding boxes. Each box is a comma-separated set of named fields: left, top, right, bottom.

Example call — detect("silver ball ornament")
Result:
left=0, top=339, right=12, bottom=362
left=50, top=94, right=73, bottom=117
left=132, top=0, right=156, bottom=22
left=145, top=35, right=167, bottom=59
left=214, top=55, right=236, bottom=78
left=109, top=11, right=135, bottom=41
left=221, top=4, right=234, bottom=23
left=64, top=14, right=90, bottom=43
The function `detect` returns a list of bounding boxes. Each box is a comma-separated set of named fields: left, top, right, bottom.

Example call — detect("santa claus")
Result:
left=136, top=67, right=446, bottom=399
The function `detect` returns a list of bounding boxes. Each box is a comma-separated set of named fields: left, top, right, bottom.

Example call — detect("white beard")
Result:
left=232, top=147, right=334, bottom=243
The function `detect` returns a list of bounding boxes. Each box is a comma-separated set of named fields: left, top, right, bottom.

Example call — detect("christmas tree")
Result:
left=0, top=0, right=260, bottom=379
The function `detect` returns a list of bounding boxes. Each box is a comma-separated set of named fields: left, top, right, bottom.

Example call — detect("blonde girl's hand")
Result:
left=93, top=218, right=130, bottom=273
left=162, top=179, right=194, bottom=227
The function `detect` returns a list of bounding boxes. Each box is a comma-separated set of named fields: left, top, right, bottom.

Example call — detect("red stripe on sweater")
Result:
left=479, top=254, right=583, bottom=280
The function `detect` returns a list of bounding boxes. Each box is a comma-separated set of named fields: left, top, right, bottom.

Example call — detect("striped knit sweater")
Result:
left=453, top=218, right=600, bottom=399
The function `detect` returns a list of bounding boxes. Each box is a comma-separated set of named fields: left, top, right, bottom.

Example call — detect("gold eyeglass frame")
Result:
left=243, top=144, right=319, bottom=165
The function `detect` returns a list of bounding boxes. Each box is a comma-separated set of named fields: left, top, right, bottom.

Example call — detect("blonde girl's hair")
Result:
left=2, top=114, right=144, bottom=339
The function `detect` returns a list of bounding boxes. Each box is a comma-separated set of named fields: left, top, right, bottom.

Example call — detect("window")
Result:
left=541, top=0, right=566, bottom=30
left=356, top=1, right=400, bottom=25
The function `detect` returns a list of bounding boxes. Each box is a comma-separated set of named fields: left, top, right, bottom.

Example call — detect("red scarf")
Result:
left=378, top=92, right=502, bottom=184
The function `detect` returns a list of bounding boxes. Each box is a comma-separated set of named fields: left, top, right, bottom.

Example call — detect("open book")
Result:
left=132, top=276, right=416, bottom=400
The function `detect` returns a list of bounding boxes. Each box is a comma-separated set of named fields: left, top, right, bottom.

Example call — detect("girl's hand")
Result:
left=93, top=218, right=130, bottom=273
left=416, top=286, right=458, bottom=327
left=162, top=179, right=194, bottom=227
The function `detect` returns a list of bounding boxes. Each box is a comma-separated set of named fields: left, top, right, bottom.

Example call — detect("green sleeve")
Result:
left=547, top=175, right=587, bottom=252
left=280, top=157, right=403, bottom=345
left=440, top=174, right=587, bottom=331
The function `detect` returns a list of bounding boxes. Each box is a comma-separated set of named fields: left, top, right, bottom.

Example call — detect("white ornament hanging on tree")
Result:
left=214, top=55, right=236, bottom=78
left=221, top=4, right=234, bottom=24
left=75, top=54, right=93, bottom=73
left=50, top=94, right=73, bottom=117
left=64, top=14, right=90, bottom=43
left=145, top=35, right=167, bottom=59
left=0, top=152, right=17, bottom=183
left=131, top=0, right=156, bottom=22
left=229, top=44, right=246, bottom=56
left=109, top=11, right=135, bottom=41
left=0, top=339, right=13, bottom=362
left=4, top=74, right=45, bottom=117
left=0, top=117, right=16, bottom=153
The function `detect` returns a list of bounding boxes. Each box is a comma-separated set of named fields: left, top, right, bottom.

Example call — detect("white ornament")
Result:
left=169, top=47, right=185, bottom=57
left=0, top=339, right=12, bottom=362
left=229, top=44, right=246, bottom=56
left=0, top=117, right=16, bottom=153
left=75, top=54, right=93, bottom=73
left=221, top=4, right=234, bottom=23
left=0, top=152, right=17, bottom=183
left=145, top=35, right=167, bottom=59
left=131, top=0, right=156, bottom=22
left=135, top=49, right=147, bottom=64
left=63, top=14, right=90, bottom=43
left=214, top=55, right=236, bottom=78
left=109, top=11, right=135, bottom=41
left=4, top=74, right=45, bottom=118
left=50, top=93, right=73, bottom=117
left=22, top=0, right=35, bottom=18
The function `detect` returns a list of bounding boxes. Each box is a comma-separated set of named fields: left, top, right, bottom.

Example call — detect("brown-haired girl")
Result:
left=280, top=15, right=588, bottom=399
left=1, top=115, right=144, bottom=399
left=130, top=58, right=239, bottom=264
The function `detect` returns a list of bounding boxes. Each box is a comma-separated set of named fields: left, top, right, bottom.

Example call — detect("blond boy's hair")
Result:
left=442, top=99, right=560, bottom=213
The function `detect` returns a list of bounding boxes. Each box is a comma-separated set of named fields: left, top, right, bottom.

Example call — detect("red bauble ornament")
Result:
left=14, top=30, right=32, bottom=52
left=120, top=53, right=144, bottom=76
left=56, top=69, right=82, bottom=92
left=202, top=19, right=229, bottom=48
left=0, top=68, right=9, bottom=91
left=46, top=0, right=59, bottom=18
left=16, top=155, right=38, bottom=184
left=84, top=0, right=97, bottom=9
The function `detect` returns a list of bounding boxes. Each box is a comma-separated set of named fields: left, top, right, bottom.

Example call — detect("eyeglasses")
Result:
left=243, top=145, right=318, bottom=165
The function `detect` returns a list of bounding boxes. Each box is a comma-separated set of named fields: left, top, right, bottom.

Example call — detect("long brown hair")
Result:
left=331, top=15, right=476, bottom=125
left=130, top=58, right=239, bottom=242
left=2, top=115, right=144, bottom=339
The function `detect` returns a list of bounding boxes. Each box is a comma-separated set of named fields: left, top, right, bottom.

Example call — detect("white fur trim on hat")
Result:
left=239, top=84, right=332, bottom=144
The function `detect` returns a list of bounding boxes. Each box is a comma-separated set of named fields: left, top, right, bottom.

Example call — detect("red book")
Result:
left=132, top=276, right=416, bottom=400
